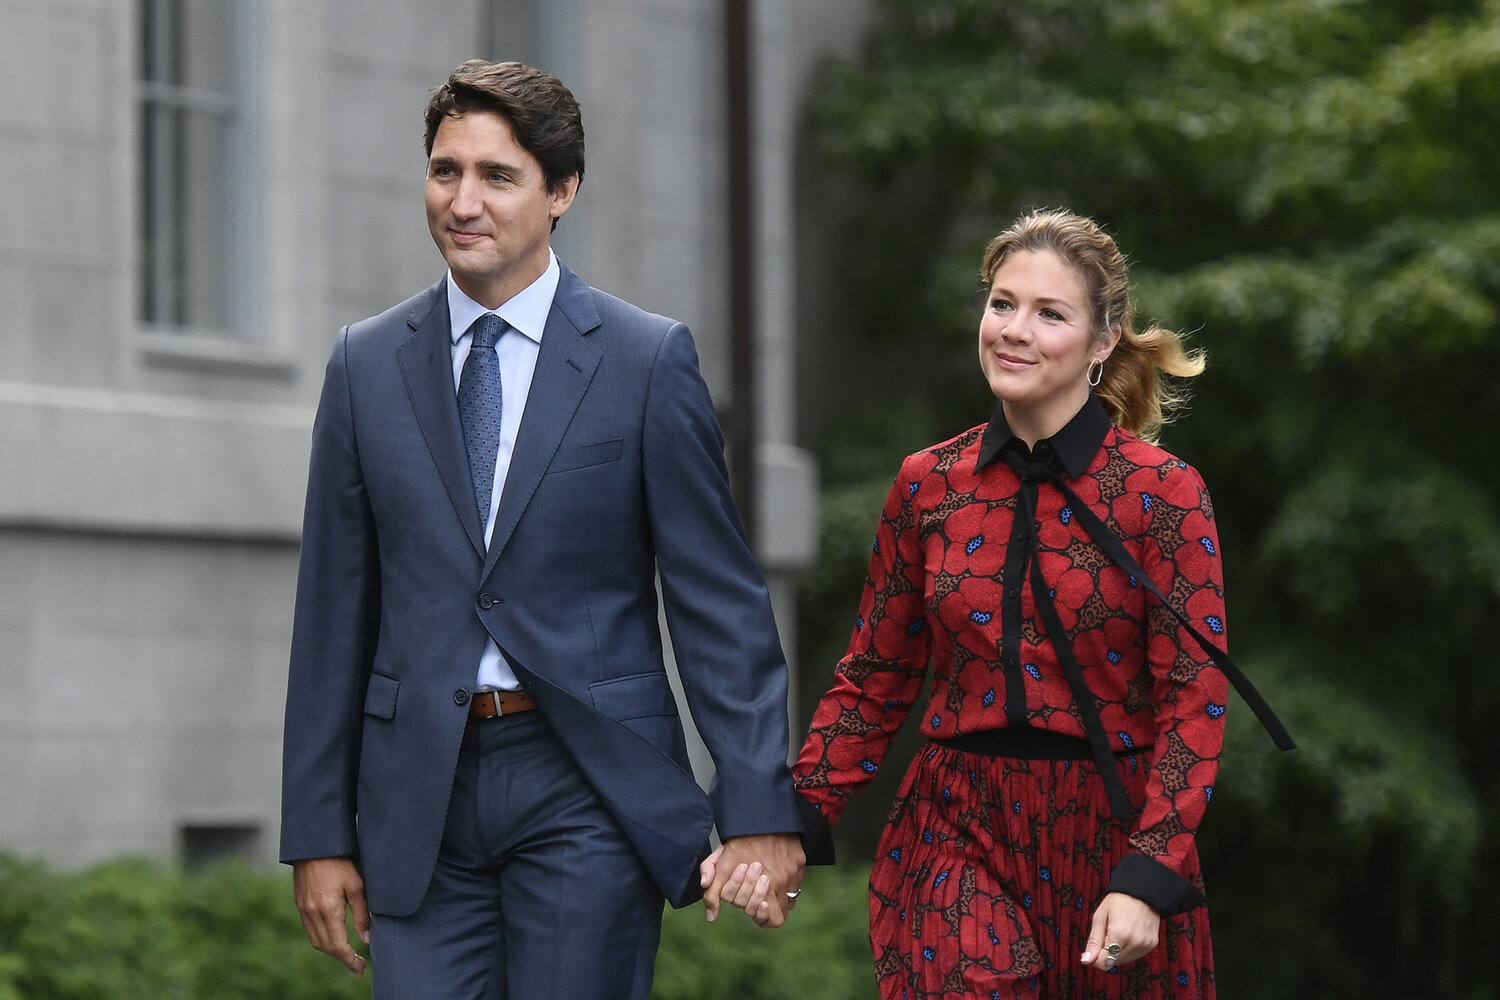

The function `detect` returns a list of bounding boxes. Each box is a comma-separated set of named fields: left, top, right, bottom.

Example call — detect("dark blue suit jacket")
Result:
left=280, top=264, right=801, bottom=915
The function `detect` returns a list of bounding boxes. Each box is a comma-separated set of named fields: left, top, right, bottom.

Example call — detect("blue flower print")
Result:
left=1206, top=701, right=1226, bottom=718
left=1118, top=731, right=1134, bottom=748
left=1060, top=507, right=1073, bottom=524
left=889, top=847, right=902, bottom=861
left=855, top=615, right=865, bottom=631
left=1106, top=650, right=1122, bottom=664
left=908, top=481, right=920, bottom=495
left=1142, top=493, right=1153, bottom=512
left=860, top=759, right=877, bottom=774
left=1206, top=615, right=1225, bottom=634
left=970, top=610, right=993, bottom=624
left=930, top=714, right=942, bottom=729
left=966, top=535, right=984, bottom=555
left=1025, top=662, right=1041, bottom=680
left=933, top=870, right=949, bottom=886
left=908, top=619, right=926, bottom=635
left=1199, top=536, right=1216, bottom=555
left=983, top=688, right=996, bottom=706
left=1039, top=867, right=1051, bottom=881
left=922, top=947, right=935, bottom=961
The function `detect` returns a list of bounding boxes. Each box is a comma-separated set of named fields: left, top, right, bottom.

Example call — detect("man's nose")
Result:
left=451, top=175, right=483, bottom=217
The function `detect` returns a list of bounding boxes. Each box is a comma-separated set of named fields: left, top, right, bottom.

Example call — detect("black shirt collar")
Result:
left=975, top=394, right=1111, bottom=479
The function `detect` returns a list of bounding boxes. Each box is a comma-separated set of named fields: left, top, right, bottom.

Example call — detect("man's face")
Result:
left=425, top=111, right=577, bottom=309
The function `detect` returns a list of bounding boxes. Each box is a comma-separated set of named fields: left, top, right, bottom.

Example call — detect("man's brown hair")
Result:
left=423, top=59, right=585, bottom=195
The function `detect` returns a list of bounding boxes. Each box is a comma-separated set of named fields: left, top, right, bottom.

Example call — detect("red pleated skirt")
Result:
left=867, top=742, right=1215, bottom=999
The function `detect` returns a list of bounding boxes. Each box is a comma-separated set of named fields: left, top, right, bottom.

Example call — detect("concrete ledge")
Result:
left=755, top=441, right=818, bottom=571
left=0, top=382, right=312, bottom=539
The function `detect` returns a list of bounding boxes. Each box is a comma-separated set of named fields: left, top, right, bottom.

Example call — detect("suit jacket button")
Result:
left=478, top=593, right=494, bottom=610
left=453, top=688, right=471, bottom=706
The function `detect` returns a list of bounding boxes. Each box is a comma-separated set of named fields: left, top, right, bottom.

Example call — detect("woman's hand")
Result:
left=1080, top=892, right=1160, bottom=970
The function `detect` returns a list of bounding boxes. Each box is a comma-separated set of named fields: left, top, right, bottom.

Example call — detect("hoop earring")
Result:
left=1087, top=357, right=1104, bottom=388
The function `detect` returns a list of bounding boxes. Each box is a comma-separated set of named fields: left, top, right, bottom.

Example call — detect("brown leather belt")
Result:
left=468, top=689, right=536, bottom=719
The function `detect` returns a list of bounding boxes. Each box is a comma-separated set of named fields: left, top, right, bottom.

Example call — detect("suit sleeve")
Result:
left=640, top=322, right=802, bottom=840
left=279, top=328, right=381, bottom=863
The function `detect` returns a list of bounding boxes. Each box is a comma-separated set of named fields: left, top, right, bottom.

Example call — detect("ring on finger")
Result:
left=786, top=888, right=802, bottom=901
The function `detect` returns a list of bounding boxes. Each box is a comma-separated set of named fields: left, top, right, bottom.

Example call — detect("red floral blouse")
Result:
left=794, top=397, right=1230, bottom=901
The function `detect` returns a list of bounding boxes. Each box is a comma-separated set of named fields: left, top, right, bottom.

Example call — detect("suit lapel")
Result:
left=482, top=266, right=602, bottom=577
left=395, top=281, right=489, bottom=557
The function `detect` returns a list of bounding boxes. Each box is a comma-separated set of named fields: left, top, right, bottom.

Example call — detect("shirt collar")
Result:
left=975, top=394, right=1111, bottom=479
left=446, top=250, right=560, bottom=347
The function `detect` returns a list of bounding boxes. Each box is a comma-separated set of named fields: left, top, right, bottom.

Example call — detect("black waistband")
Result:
left=937, top=727, right=1141, bottom=761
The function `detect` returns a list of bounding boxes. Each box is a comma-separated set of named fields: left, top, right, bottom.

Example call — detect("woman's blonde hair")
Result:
left=980, top=209, right=1203, bottom=442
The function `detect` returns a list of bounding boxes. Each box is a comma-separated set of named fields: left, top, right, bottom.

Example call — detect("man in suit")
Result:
left=281, top=59, right=805, bottom=999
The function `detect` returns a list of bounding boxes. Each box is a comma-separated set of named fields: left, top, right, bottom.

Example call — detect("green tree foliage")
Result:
left=797, top=2, right=1500, bottom=996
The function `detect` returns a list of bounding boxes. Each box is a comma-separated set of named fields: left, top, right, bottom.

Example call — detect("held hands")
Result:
left=699, top=833, right=805, bottom=929
left=1080, top=892, right=1160, bottom=972
left=293, top=857, right=370, bottom=976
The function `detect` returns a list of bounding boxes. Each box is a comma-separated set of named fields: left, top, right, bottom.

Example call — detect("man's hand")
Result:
left=699, top=833, right=805, bottom=928
left=293, top=857, right=370, bottom=976
left=1080, top=891, right=1160, bottom=971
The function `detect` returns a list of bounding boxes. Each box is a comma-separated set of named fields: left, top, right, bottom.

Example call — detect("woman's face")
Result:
left=977, top=249, right=1115, bottom=437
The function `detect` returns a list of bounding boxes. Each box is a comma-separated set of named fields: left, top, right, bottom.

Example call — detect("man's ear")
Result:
left=549, top=173, right=581, bottom=221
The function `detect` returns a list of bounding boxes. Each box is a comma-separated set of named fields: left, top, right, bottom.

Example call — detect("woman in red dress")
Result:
left=713, top=209, right=1291, bottom=998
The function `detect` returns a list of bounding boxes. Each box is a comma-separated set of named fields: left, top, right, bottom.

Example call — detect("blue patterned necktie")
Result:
left=457, top=313, right=506, bottom=526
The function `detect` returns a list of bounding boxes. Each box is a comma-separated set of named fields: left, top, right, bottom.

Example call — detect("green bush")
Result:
left=0, top=854, right=878, bottom=1000
left=0, top=855, right=367, bottom=1000
left=654, top=863, right=877, bottom=1000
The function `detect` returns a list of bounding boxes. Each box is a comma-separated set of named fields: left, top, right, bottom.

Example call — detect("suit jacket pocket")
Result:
left=363, top=671, right=400, bottom=720
left=588, top=672, right=687, bottom=762
left=548, top=437, right=624, bottom=475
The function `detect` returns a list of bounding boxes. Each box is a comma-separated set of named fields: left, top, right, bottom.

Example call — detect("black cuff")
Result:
left=1105, top=853, right=1206, bottom=917
left=796, top=792, right=836, bottom=866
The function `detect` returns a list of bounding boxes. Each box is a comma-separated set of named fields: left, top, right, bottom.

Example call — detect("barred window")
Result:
left=137, top=0, right=245, bottom=332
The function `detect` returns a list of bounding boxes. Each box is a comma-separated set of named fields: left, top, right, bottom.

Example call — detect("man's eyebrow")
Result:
left=427, top=155, right=518, bottom=173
